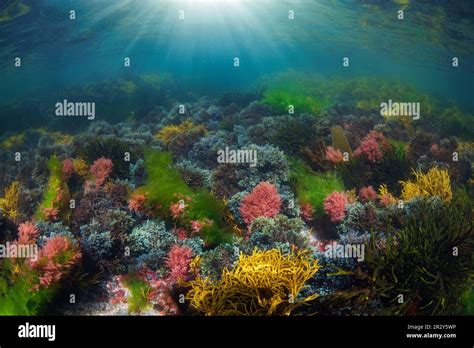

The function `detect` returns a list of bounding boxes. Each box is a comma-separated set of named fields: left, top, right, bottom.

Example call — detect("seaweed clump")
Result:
left=133, top=150, right=232, bottom=246
left=365, top=191, right=474, bottom=315
left=35, top=156, right=70, bottom=222
left=185, top=248, right=320, bottom=315
left=400, top=167, right=452, bottom=202
left=0, top=233, right=81, bottom=315
left=0, top=181, right=20, bottom=221
left=290, top=159, right=344, bottom=218
left=155, top=120, right=207, bottom=156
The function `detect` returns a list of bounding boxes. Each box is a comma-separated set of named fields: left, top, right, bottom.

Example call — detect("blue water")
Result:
left=1, top=0, right=473, bottom=111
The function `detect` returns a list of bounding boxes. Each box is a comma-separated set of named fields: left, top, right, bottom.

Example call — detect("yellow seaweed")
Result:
left=185, top=248, right=320, bottom=316
left=400, top=167, right=452, bottom=202
left=0, top=181, right=20, bottom=221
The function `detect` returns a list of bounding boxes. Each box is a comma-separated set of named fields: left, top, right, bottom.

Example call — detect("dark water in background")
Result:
left=0, top=0, right=473, bottom=128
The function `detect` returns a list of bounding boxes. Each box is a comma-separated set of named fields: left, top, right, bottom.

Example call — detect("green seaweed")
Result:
left=0, top=132, right=25, bottom=149
left=35, top=156, right=65, bottom=221
left=365, top=190, right=474, bottom=315
left=192, top=191, right=231, bottom=245
left=336, top=157, right=367, bottom=190
left=388, top=138, right=408, bottom=161
left=439, top=106, right=474, bottom=140
left=121, top=273, right=152, bottom=314
left=290, top=158, right=344, bottom=217
left=261, top=72, right=442, bottom=118
left=142, top=150, right=192, bottom=210
left=141, top=150, right=231, bottom=246
left=461, top=285, right=474, bottom=315
left=0, top=260, right=55, bottom=315
left=262, top=88, right=330, bottom=115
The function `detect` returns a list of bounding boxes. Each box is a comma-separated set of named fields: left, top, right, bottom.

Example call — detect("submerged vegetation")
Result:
left=0, top=181, right=20, bottom=221
left=365, top=191, right=474, bottom=315
left=133, top=150, right=231, bottom=246
left=0, top=70, right=472, bottom=316
left=290, top=159, right=344, bottom=218
left=400, top=167, right=452, bottom=202
left=0, top=0, right=473, bottom=318
left=35, top=156, right=69, bottom=221
left=0, top=0, right=30, bottom=23
left=262, top=87, right=330, bottom=115
left=185, top=248, right=320, bottom=315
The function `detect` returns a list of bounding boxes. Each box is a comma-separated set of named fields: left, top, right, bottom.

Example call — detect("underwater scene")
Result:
left=0, top=0, right=473, bottom=317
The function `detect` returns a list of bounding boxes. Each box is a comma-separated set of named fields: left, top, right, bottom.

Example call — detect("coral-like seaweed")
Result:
left=31, top=236, right=81, bottom=290
left=128, top=192, right=147, bottom=213
left=326, top=146, right=344, bottom=164
left=129, top=220, right=176, bottom=270
left=165, top=245, right=193, bottom=282
left=80, top=221, right=113, bottom=262
left=89, top=157, right=113, bottom=188
left=239, top=182, right=281, bottom=225
left=358, top=186, right=377, bottom=202
left=354, top=131, right=391, bottom=164
left=17, top=221, right=39, bottom=244
left=323, top=192, right=349, bottom=223
left=246, top=214, right=308, bottom=251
